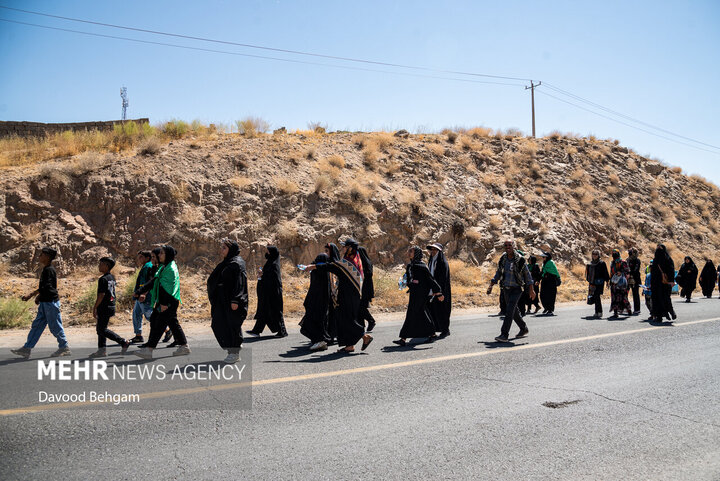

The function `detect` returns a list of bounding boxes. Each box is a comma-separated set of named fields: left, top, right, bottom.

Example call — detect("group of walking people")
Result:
left=585, top=244, right=720, bottom=323
left=10, top=238, right=720, bottom=361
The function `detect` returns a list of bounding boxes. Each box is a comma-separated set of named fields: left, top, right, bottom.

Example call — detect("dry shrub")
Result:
left=444, top=130, right=458, bottom=144
left=427, top=143, right=445, bottom=157
left=606, top=185, right=620, bottom=195
left=489, top=215, right=502, bottom=231
left=565, top=145, right=578, bottom=155
left=547, top=130, right=563, bottom=140
left=526, top=161, right=544, bottom=180
left=347, top=181, right=372, bottom=201
left=170, top=181, right=191, bottom=201
left=274, top=177, right=299, bottom=195
left=459, top=136, right=478, bottom=151
left=627, top=159, right=638, bottom=171
left=467, top=127, right=492, bottom=139
left=317, top=158, right=342, bottom=179
left=21, top=224, right=42, bottom=242
left=178, top=205, right=205, bottom=225
left=327, top=154, right=345, bottom=169
left=518, top=138, right=538, bottom=157
left=236, top=116, right=270, bottom=137
left=686, top=215, right=701, bottom=227
left=448, top=259, right=482, bottom=288
left=465, top=229, right=483, bottom=242
left=362, top=148, right=379, bottom=170
left=670, top=166, right=682, bottom=174
left=608, top=173, right=620, bottom=185
left=304, top=147, right=317, bottom=160
left=276, top=220, right=300, bottom=243
left=371, top=132, right=394, bottom=150
left=138, top=136, right=162, bottom=155
left=228, top=176, right=253, bottom=189
left=570, top=263, right=586, bottom=279
left=396, top=187, right=419, bottom=205
left=384, top=159, right=401, bottom=176
left=570, top=168, right=586, bottom=182
left=314, top=175, right=332, bottom=194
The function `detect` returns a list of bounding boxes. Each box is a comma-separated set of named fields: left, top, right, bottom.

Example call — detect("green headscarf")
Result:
left=542, top=258, right=559, bottom=278
left=151, top=247, right=181, bottom=307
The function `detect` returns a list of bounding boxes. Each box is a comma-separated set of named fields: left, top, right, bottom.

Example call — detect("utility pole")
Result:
left=525, top=81, right=541, bottom=137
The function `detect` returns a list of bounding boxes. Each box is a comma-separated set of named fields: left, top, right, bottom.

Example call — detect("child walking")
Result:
left=89, top=257, right=130, bottom=358
left=11, top=247, right=71, bottom=358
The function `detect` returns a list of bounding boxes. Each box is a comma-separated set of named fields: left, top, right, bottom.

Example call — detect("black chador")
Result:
left=207, top=240, right=248, bottom=352
left=699, top=260, right=716, bottom=298
left=357, top=246, right=376, bottom=330
left=400, top=247, right=442, bottom=340
left=250, top=246, right=287, bottom=337
left=651, top=245, right=675, bottom=320
left=676, top=257, right=698, bottom=301
left=427, top=244, right=451, bottom=335
left=314, top=243, right=365, bottom=348
left=300, top=253, right=332, bottom=344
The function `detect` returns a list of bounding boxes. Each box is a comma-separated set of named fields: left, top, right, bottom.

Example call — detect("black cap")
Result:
left=41, top=246, right=57, bottom=260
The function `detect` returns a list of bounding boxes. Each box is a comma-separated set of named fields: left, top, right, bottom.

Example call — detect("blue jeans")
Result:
left=132, top=299, right=153, bottom=334
left=23, top=301, right=69, bottom=349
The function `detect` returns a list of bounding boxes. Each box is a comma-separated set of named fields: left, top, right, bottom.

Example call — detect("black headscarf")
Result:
left=343, top=238, right=359, bottom=250
left=529, top=255, right=537, bottom=265
left=357, top=246, right=373, bottom=277
left=410, top=246, right=423, bottom=264
left=653, top=244, right=674, bottom=275
left=542, top=251, right=553, bottom=261
left=266, top=245, right=279, bottom=261
left=162, top=245, right=177, bottom=265
left=224, top=239, right=240, bottom=260
left=325, top=243, right=340, bottom=263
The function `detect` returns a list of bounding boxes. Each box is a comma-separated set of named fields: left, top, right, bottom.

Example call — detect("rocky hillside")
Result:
left=2, top=129, right=720, bottom=275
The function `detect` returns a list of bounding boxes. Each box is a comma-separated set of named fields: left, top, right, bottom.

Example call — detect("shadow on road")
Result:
left=479, top=341, right=529, bottom=349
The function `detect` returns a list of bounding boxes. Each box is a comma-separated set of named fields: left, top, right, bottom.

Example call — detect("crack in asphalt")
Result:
left=476, top=376, right=720, bottom=429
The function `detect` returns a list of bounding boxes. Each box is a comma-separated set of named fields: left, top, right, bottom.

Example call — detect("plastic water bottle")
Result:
left=297, top=264, right=308, bottom=271
left=398, top=273, right=408, bottom=290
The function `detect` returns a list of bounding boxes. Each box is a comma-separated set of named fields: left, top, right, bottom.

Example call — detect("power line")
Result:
left=0, top=4, right=533, bottom=82
left=0, top=18, right=526, bottom=88
left=543, top=82, right=720, bottom=151
left=537, top=90, right=720, bottom=156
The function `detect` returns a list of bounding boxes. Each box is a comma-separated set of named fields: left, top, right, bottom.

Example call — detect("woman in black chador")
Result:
left=306, top=241, right=373, bottom=353
left=426, top=243, right=452, bottom=337
left=207, top=239, right=248, bottom=363
left=248, top=246, right=287, bottom=338
left=393, top=246, right=444, bottom=346
left=699, top=259, right=717, bottom=298
left=675, top=256, right=698, bottom=302
left=357, top=246, right=376, bottom=332
left=300, top=252, right=332, bottom=351
left=651, top=244, right=676, bottom=322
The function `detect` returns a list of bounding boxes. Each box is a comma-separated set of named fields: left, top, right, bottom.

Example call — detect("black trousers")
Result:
left=631, top=285, right=641, bottom=312
left=500, top=287, right=527, bottom=337
left=251, top=316, right=287, bottom=336
left=96, top=314, right=125, bottom=348
left=499, top=291, right=506, bottom=315
left=147, top=303, right=187, bottom=348
left=592, top=292, right=603, bottom=315
left=211, top=305, right=243, bottom=352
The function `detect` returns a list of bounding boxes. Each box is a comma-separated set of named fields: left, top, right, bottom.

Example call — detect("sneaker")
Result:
left=88, top=348, right=107, bottom=358
left=130, top=335, right=144, bottom=344
left=50, top=347, right=72, bottom=357
left=632, top=310, right=641, bottom=315
left=172, top=345, right=191, bottom=356
left=11, top=347, right=31, bottom=359
left=133, top=347, right=153, bottom=360
left=162, top=330, right=173, bottom=343
left=310, top=341, right=328, bottom=352
left=494, top=334, right=509, bottom=342
left=223, top=352, right=240, bottom=363
left=516, top=328, right=529, bottom=338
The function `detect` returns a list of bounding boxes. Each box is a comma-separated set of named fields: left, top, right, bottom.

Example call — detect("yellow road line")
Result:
left=2, top=317, right=718, bottom=416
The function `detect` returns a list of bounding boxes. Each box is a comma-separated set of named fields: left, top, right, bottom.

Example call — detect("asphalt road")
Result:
left=1, top=297, right=719, bottom=480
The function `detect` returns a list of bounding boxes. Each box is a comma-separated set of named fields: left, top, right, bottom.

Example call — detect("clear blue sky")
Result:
left=1, top=0, right=718, bottom=184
